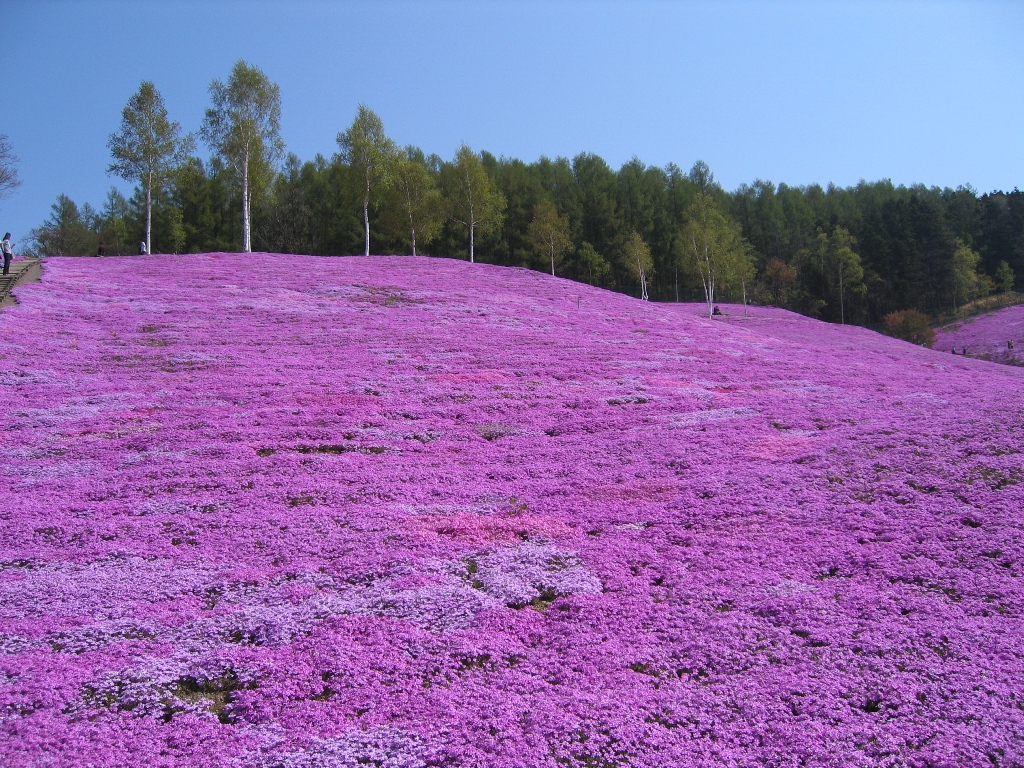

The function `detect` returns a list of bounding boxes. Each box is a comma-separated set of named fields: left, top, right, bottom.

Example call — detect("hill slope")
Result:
left=1, top=253, right=1022, bottom=767
left=935, top=303, right=1024, bottom=365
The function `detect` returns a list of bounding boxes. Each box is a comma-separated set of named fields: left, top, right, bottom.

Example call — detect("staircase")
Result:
left=0, top=258, right=41, bottom=304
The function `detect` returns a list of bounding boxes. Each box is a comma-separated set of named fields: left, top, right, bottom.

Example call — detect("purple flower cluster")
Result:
left=1, top=254, right=1022, bottom=767
left=935, top=304, right=1024, bottom=364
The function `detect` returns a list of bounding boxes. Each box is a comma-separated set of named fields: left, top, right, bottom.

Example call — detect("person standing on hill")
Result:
left=1, top=233, right=12, bottom=275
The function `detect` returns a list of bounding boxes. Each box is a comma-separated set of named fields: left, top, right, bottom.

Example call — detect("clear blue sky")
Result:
left=1, top=0, right=1022, bottom=244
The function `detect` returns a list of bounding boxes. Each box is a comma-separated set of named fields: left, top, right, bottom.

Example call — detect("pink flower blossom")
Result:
left=0, top=254, right=1021, bottom=767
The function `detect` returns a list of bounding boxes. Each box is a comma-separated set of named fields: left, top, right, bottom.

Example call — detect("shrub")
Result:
left=883, top=309, right=936, bottom=348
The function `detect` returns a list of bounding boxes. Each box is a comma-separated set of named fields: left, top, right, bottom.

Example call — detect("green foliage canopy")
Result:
left=623, top=231, right=654, bottom=301
left=337, top=105, right=397, bottom=256
left=677, top=192, right=753, bottom=318
left=883, top=309, right=936, bottom=348
left=108, top=81, right=191, bottom=253
left=440, top=144, right=505, bottom=264
left=995, top=260, right=1016, bottom=293
left=527, top=199, right=572, bottom=276
left=383, top=149, right=445, bottom=257
left=201, top=61, right=283, bottom=253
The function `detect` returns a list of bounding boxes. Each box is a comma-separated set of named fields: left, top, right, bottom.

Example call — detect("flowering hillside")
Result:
left=1, top=253, right=1022, bottom=768
left=935, top=303, right=1024, bottom=365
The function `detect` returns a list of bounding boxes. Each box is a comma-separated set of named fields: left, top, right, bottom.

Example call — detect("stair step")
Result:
left=0, top=260, right=39, bottom=304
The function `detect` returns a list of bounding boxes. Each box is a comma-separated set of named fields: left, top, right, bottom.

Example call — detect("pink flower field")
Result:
left=935, top=304, right=1024, bottom=365
left=1, top=253, right=1023, bottom=768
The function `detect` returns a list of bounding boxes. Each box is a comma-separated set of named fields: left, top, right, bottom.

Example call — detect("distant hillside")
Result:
left=1, top=253, right=1021, bottom=767
left=935, top=303, right=1024, bottom=365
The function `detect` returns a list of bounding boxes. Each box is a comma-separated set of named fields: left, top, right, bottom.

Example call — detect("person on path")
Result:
left=139, top=240, right=148, bottom=255
left=1, top=233, right=12, bottom=276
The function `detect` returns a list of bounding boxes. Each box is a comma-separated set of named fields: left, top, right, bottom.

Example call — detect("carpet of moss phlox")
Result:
left=935, top=304, right=1024, bottom=364
left=1, top=254, right=1022, bottom=767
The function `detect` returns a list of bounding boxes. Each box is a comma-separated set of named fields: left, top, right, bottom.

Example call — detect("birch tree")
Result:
left=337, top=105, right=397, bottom=256
left=107, top=81, right=190, bottom=254
left=800, top=226, right=866, bottom=323
left=201, top=61, right=283, bottom=253
left=950, top=239, right=983, bottom=313
left=677, top=192, right=751, bottom=318
left=825, top=226, right=864, bottom=324
left=385, top=148, right=444, bottom=256
left=0, top=134, right=21, bottom=203
left=623, top=230, right=654, bottom=301
left=527, top=199, right=572, bottom=276
left=440, top=144, right=505, bottom=263
left=577, top=241, right=610, bottom=286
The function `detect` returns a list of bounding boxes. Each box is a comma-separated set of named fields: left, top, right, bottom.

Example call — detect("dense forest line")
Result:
left=25, top=63, right=1024, bottom=329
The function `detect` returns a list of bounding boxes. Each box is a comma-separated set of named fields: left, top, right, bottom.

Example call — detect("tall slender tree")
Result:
left=623, top=230, right=654, bottom=301
left=950, top=239, right=984, bottom=312
left=107, top=82, right=190, bottom=254
left=28, top=195, right=95, bottom=256
left=385, top=148, right=444, bottom=256
left=826, top=226, right=864, bottom=324
left=576, top=241, right=610, bottom=286
left=201, top=61, right=283, bottom=253
left=337, top=105, right=397, bottom=256
left=100, top=188, right=132, bottom=256
left=994, top=260, right=1016, bottom=293
left=527, top=199, right=572, bottom=276
left=441, top=144, right=505, bottom=263
left=0, top=134, right=21, bottom=203
left=801, top=226, right=865, bottom=323
left=677, top=192, right=752, bottom=318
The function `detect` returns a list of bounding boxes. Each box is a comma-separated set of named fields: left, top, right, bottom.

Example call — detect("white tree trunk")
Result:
left=407, top=187, right=417, bottom=257
left=145, top=171, right=152, bottom=255
left=636, top=254, right=649, bottom=301
left=363, top=170, right=371, bottom=257
left=242, top=144, right=251, bottom=253
left=702, top=239, right=715, bottom=318
left=839, top=269, right=845, bottom=324
left=469, top=222, right=475, bottom=263
left=701, top=268, right=715, bottom=318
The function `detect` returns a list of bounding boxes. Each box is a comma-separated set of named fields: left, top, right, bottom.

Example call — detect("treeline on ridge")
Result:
left=27, top=61, right=1024, bottom=329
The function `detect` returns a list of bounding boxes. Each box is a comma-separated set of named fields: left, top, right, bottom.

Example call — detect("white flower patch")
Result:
left=669, top=407, right=759, bottom=428
left=245, top=728, right=432, bottom=768
left=471, top=542, right=603, bottom=608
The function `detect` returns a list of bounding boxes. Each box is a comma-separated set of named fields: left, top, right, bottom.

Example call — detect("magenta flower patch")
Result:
left=0, top=254, right=1022, bottom=767
left=935, top=303, right=1024, bottom=364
